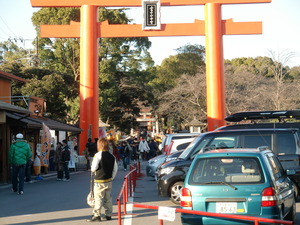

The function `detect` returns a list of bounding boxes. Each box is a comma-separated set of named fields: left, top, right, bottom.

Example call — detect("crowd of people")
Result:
left=84, top=135, right=160, bottom=172
left=8, top=131, right=163, bottom=222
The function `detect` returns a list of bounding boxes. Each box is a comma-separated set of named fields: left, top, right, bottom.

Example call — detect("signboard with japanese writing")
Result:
left=143, top=0, right=161, bottom=30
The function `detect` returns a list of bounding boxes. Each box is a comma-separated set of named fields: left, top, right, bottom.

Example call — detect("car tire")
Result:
left=285, top=200, right=296, bottom=222
left=169, top=181, right=184, bottom=205
left=292, top=181, right=299, bottom=198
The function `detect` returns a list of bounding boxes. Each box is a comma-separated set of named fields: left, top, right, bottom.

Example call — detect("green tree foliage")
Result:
left=0, top=41, right=30, bottom=68
left=21, top=71, right=69, bottom=120
left=155, top=49, right=300, bottom=131
left=151, top=44, right=205, bottom=93
left=30, top=7, right=154, bottom=129
left=151, top=44, right=206, bottom=129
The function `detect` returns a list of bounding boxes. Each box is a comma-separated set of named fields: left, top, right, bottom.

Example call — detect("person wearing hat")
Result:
left=9, top=133, right=32, bottom=195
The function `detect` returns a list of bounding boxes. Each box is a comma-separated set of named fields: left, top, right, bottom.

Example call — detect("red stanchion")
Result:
left=117, top=199, right=122, bottom=225
left=125, top=177, right=128, bottom=203
left=122, top=190, right=127, bottom=215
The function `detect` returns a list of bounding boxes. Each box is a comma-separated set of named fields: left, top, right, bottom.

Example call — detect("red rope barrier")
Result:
left=132, top=203, right=293, bottom=225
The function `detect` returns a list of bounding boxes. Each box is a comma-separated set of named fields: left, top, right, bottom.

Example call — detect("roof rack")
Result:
left=225, top=110, right=300, bottom=122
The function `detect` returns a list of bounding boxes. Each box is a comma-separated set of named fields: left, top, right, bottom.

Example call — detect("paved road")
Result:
left=0, top=163, right=299, bottom=225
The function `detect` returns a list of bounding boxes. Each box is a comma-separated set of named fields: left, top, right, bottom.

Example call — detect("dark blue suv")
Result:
left=157, top=128, right=300, bottom=204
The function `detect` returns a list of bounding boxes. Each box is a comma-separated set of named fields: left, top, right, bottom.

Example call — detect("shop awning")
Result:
left=6, top=112, right=82, bottom=133
left=0, top=101, right=32, bottom=114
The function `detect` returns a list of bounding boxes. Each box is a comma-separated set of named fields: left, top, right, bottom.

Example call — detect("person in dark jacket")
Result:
left=9, top=133, right=32, bottom=195
left=87, top=138, right=98, bottom=164
left=61, top=140, right=71, bottom=181
left=87, top=138, right=118, bottom=222
left=54, top=142, right=64, bottom=180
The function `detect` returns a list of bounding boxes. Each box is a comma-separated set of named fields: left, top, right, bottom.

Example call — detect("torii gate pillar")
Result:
left=205, top=3, right=226, bottom=131
left=79, top=5, right=99, bottom=145
left=30, top=0, right=271, bottom=154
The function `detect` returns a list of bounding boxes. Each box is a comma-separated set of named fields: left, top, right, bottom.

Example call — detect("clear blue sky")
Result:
left=0, top=0, right=299, bottom=67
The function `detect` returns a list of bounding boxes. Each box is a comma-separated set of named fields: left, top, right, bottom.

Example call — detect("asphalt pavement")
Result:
left=0, top=161, right=180, bottom=225
left=0, top=161, right=299, bottom=225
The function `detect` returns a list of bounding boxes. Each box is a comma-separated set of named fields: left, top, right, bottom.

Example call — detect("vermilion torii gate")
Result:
left=30, top=0, right=271, bottom=154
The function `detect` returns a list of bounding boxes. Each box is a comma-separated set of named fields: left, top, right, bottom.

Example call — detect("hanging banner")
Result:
left=40, top=123, right=52, bottom=167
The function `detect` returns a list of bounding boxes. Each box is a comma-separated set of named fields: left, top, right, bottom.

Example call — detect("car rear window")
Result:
left=189, top=157, right=264, bottom=185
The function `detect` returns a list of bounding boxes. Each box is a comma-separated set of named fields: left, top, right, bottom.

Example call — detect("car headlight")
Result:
left=159, top=167, right=175, bottom=175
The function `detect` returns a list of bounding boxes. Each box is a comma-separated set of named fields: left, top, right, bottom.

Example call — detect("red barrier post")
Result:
left=117, top=199, right=122, bottom=225
left=124, top=177, right=128, bottom=203
left=129, top=172, right=132, bottom=197
left=123, top=191, right=127, bottom=215
left=138, top=161, right=141, bottom=176
left=134, top=167, right=137, bottom=189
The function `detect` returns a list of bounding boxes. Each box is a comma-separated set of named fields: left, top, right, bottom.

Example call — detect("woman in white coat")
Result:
left=138, top=137, right=150, bottom=161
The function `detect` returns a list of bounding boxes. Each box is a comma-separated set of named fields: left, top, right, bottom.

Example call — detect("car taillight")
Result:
left=261, top=187, right=277, bottom=207
left=181, top=188, right=192, bottom=208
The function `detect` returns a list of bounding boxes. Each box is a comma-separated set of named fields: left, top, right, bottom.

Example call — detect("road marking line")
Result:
left=124, top=193, right=134, bottom=225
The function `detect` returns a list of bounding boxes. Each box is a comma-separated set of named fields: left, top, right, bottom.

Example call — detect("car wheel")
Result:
left=292, top=181, right=299, bottom=198
left=170, top=181, right=184, bottom=205
left=285, top=200, right=296, bottom=222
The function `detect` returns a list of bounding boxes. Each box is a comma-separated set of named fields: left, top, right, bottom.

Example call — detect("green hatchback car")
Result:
left=181, top=148, right=296, bottom=225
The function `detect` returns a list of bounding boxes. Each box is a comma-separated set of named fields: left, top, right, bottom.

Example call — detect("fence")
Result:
left=132, top=203, right=293, bottom=225
left=117, top=161, right=142, bottom=225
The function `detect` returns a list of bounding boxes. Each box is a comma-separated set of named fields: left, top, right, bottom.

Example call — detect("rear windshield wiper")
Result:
left=204, top=181, right=237, bottom=190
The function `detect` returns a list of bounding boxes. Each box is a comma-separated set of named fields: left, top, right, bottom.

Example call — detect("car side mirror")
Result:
left=286, top=169, right=296, bottom=175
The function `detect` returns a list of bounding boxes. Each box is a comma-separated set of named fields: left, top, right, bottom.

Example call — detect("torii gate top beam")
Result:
left=31, top=0, right=271, bottom=7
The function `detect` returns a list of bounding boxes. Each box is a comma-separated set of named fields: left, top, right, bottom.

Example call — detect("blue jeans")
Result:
left=63, top=162, right=70, bottom=179
left=12, top=164, right=26, bottom=192
left=25, top=160, right=32, bottom=182
left=122, top=157, right=129, bottom=170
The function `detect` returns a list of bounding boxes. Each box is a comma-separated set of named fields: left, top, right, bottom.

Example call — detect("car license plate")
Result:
left=216, top=202, right=237, bottom=213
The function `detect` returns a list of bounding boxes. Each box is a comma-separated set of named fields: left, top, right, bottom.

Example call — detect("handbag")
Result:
left=87, top=171, right=95, bottom=207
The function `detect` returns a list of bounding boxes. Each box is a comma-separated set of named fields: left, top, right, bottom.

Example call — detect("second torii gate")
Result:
left=31, top=0, right=271, bottom=154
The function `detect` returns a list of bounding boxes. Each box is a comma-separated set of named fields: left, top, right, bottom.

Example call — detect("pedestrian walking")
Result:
left=61, top=140, right=71, bottom=181
left=148, top=139, right=158, bottom=160
left=138, top=137, right=150, bottom=160
left=9, top=133, right=32, bottom=195
left=87, top=138, right=118, bottom=222
left=108, top=140, right=120, bottom=162
left=24, top=158, right=33, bottom=183
left=54, top=142, right=64, bottom=180
left=119, top=142, right=130, bottom=171
left=85, top=138, right=93, bottom=169
left=87, top=138, right=98, bottom=164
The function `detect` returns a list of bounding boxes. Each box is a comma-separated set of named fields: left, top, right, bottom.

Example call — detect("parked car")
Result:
left=146, top=150, right=183, bottom=177
left=181, top=147, right=296, bottom=225
left=159, top=133, right=200, bottom=154
left=157, top=128, right=300, bottom=204
left=167, top=138, right=195, bottom=154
